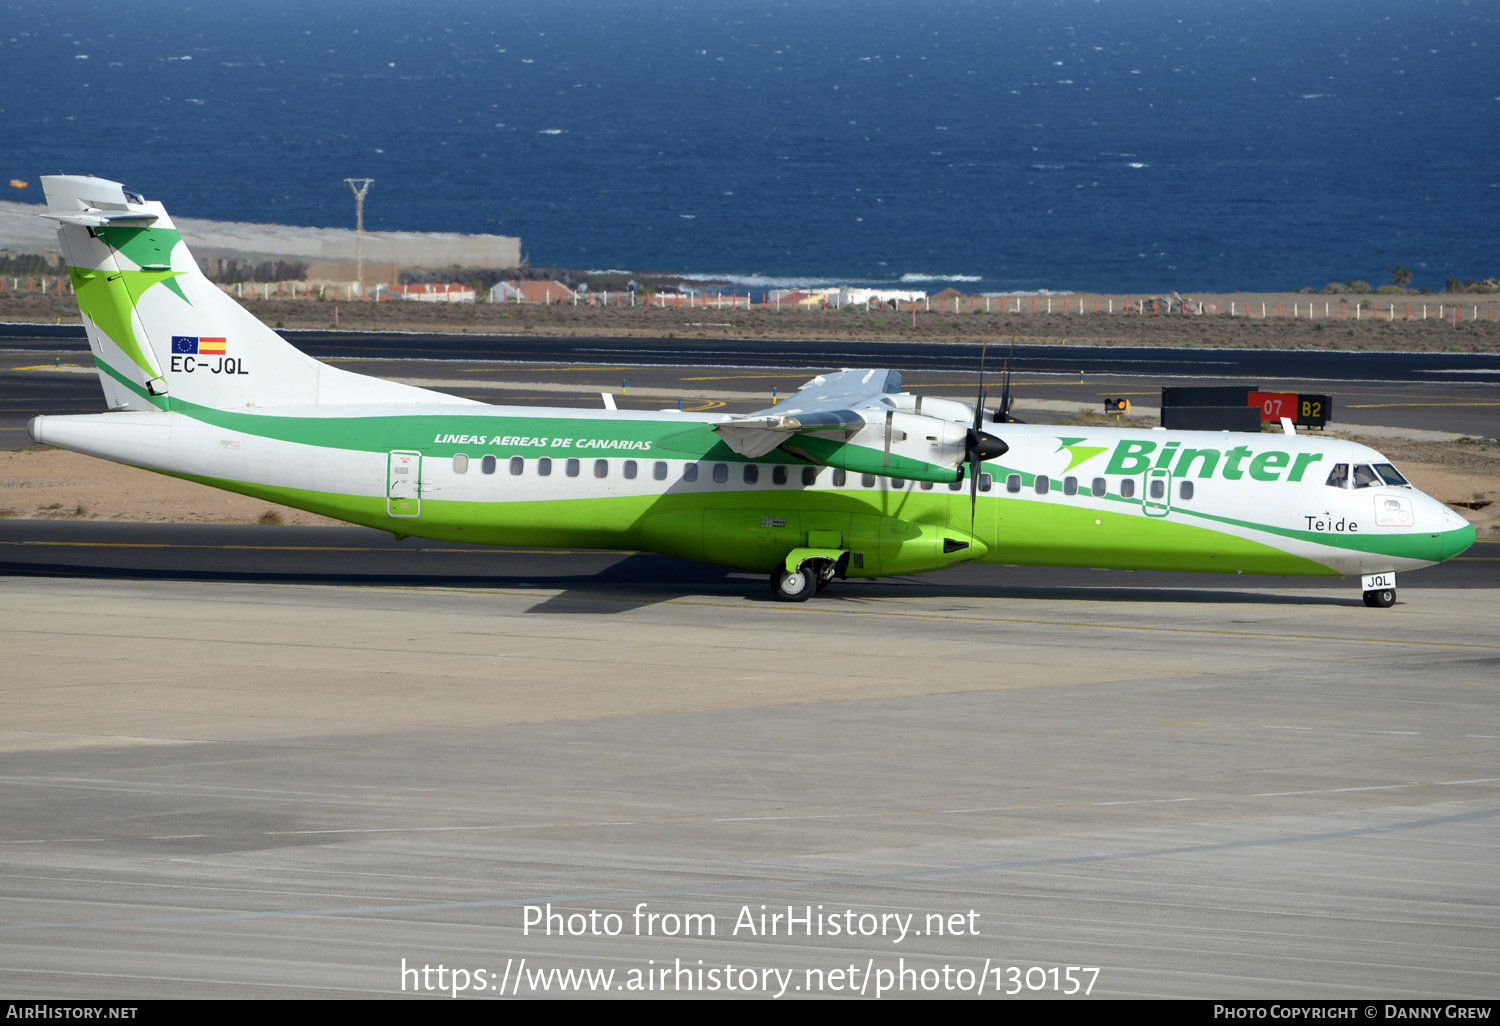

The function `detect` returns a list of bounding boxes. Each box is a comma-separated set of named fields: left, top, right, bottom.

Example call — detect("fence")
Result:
left=4, top=275, right=1496, bottom=324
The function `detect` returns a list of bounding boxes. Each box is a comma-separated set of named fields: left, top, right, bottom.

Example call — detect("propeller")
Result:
left=966, top=343, right=1010, bottom=527
left=993, top=329, right=1026, bottom=424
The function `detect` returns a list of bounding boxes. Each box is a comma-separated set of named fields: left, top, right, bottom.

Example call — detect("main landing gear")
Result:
left=772, top=565, right=817, bottom=601
left=771, top=551, right=848, bottom=602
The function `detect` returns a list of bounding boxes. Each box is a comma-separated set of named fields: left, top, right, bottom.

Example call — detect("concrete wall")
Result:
left=0, top=200, right=522, bottom=271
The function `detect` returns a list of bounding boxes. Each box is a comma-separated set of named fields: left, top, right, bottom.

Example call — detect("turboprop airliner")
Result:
left=26, top=175, right=1476, bottom=605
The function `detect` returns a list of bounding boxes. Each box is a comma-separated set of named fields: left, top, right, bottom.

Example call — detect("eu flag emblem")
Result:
left=171, top=336, right=198, bottom=354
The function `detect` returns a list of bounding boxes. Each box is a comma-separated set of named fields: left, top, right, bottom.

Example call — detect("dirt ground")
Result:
left=3, top=288, right=1498, bottom=352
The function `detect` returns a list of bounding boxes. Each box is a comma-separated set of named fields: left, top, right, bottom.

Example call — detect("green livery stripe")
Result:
left=95, top=351, right=170, bottom=409
left=163, top=465, right=1336, bottom=577
left=990, top=493, right=1336, bottom=575
left=988, top=462, right=1460, bottom=562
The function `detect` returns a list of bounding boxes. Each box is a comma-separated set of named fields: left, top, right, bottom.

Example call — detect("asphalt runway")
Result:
left=3, top=575, right=1498, bottom=999
left=1, top=521, right=1496, bottom=597
left=4, top=328, right=1500, bottom=442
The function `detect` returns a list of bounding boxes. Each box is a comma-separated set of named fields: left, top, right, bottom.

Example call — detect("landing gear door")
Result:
left=1144, top=468, right=1172, bottom=518
left=387, top=450, right=421, bottom=518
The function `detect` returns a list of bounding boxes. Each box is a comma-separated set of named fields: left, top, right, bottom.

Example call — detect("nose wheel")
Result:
left=1363, top=588, right=1396, bottom=608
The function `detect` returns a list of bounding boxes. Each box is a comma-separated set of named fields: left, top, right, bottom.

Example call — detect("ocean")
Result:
left=2, top=0, right=1497, bottom=294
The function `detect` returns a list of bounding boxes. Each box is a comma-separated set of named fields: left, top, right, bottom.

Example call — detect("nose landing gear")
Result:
left=1360, top=572, right=1397, bottom=608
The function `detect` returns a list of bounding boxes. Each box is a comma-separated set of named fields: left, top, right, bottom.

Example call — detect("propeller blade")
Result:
left=974, top=343, right=989, bottom=432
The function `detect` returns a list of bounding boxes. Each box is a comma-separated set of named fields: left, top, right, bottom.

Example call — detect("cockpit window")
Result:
left=1325, top=463, right=1348, bottom=488
left=1373, top=463, right=1409, bottom=486
left=1352, top=464, right=1381, bottom=489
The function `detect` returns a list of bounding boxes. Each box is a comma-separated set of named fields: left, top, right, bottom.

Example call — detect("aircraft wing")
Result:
left=713, top=369, right=901, bottom=458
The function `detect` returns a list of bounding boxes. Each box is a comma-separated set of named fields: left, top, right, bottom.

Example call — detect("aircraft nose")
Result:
left=1441, top=512, right=1477, bottom=560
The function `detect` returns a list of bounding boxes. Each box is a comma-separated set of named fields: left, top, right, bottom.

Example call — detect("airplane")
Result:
left=26, top=175, right=1477, bottom=606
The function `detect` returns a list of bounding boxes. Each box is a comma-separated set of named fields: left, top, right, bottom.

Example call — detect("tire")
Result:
left=1363, top=588, right=1396, bottom=608
left=771, top=566, right=816, bottom=602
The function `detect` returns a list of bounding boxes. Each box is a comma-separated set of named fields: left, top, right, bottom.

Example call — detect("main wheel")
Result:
left=771, top=566, right=816, bottom=602
left=1363, top=588, right=1396, bottom=608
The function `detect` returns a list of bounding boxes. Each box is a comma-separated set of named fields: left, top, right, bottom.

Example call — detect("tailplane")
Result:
left=41, top=175, right=475, bottom=412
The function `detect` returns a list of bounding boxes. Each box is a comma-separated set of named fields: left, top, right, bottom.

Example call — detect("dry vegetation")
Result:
left=4, top=289, right=1499, bottom=352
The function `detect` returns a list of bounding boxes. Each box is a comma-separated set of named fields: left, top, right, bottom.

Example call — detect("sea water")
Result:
left=2, top=0, right=1496, bottom=293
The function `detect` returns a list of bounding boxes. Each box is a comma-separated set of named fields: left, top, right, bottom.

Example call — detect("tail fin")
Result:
left=41, top=174, right=475, bottom=412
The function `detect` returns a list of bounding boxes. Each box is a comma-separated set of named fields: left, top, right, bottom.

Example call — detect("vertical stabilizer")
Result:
left=41, top=175, right=476, bottom=412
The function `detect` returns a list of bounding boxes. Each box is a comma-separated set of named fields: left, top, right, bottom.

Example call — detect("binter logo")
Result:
left=1059, top=437, right=1326, bottom=483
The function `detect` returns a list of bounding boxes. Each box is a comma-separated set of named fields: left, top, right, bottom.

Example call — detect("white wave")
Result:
left=979, top=289, right=1075, bottom=297
left=675, top=272, right=846, bottom=290
left=1127, top=162, right=1149, bottom=168
left=73, top=54, right=88, bottom=60
left=539, top=128, right=565, bottom=135
left=900, top=272, right=983, bottom=283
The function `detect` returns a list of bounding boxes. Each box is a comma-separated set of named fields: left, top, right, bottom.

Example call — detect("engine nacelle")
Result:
left=789, top=411, right=970, bottom=483
left=886, top=393, right=977, bottom=426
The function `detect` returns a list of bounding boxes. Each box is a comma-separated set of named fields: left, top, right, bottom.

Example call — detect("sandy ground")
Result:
left=3, top=440, right=1495, bottom=538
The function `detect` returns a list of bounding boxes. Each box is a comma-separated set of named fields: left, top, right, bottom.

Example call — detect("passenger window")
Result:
left=481, top=454, right=497, bottom=475
left=594, top=459, right=608, bottom=478
left=772, top=465, right=787, bottom=485
left=1120, top=478, right=1135, bottom=499
left=833, top=470, right=847, bottom=487
left=653, top=461, right=667, bottom=480
left=537, top=457, right=552, bottom=477
left=1352, top=464, right=1380, bottom=489
left=1006, top=474, right=1021, bottom=493
left=1149, top=478, right=1165, bottom=499
left=1325, top=463, right=1349, bottom=488
left=683, top=463, right=698, bottom=482
left=1179, top=480, right=1194, bottom=500
left=1063, top=476, right=1077, bottom=496
left=949, top=478, right=963, bottom=491
left=861, top=474, right=875, bottom=488
left=713, top=463, right=728, bottom=483
left=566, top=458, right=580, bottom=477
left=744, top=464, right=759, bottom=484
left=920, top=480, right=933, bottom=491
left=453, top=454, right=469, bottom=474
left=1373, top=463, right=1408, bottom=486
left=802, top=467, right=818, bottom=486
left=1035, top=476, right=1049, bottom=495
left=1091, top=477, right=1106, bottom=497
left=979, top=473, right=993, bottom=492
left=510, top=456, right=524, bottom=476
left=624, top=460, right=637, bottom=480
